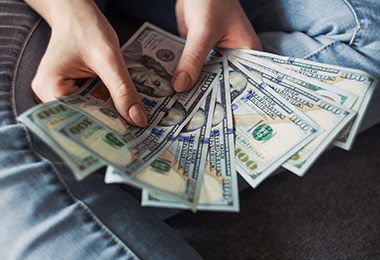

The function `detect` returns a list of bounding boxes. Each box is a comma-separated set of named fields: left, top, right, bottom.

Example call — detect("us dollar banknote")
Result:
left=106, top=68, right=218, bottom=210
left=227, top=50, right=358, bottom=107
left=228, top=57, right=321, bottom=188
left=142, top=58, right=240, bottom=212
left=55, top=111, right=142, bottom=175
left=18, top=101, right=104, bottom=180
left=60, top=22, right=190, bottom=145
left=137, top=84, right=217, bottom=211
left=233, top=49, right=377, bottom=150
left=57, top=64, right=219, bottom=179
left=233, top=55, right=356, bottom=176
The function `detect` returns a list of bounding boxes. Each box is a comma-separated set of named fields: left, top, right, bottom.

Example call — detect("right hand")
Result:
left=29, top=0, right=147, bottom=127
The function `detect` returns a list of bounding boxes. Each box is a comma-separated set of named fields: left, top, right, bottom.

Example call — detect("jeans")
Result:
left=1, top=0, right=379, bottom=259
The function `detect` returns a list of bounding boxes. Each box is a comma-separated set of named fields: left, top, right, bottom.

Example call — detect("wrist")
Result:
left=25, top=0, right=97, bottom=28
left=49, top=0, right=98, bottom=28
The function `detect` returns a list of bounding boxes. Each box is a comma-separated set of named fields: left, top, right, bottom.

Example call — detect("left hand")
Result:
left=172, top=0, right=262, bottom=92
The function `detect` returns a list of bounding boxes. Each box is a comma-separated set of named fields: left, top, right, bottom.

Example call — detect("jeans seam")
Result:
left=10, top=16, right=139, bottom=260
left=304, top=0, right=362, bottom=60
left=340, top=0, right=362, bottom=46
left=303, top=40, right=339, bottom=60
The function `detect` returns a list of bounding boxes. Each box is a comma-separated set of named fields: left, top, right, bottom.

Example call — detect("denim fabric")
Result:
left=242, top=0, right=380, bottom=131
left=1, top=0, right=380, bottom=259
left=0, top=1, right=202, bottom=259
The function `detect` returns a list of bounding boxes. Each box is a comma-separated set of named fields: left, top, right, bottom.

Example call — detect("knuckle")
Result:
left=114, top=82, right=137, bottom=101
left=181, top=52, right=203, bottom=68
left=54, top=82, right=76, bottom=97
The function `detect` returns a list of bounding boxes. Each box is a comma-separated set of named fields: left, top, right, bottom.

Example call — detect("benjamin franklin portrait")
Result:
left=124, top=41, right=175, bottom=98
left=229, top=71, right=248, bottom=101
left=212, top=102, right=225, bottom=127
left=182, top=108, right=206, bottom=132
left=159, top=101, right=186, bottom=127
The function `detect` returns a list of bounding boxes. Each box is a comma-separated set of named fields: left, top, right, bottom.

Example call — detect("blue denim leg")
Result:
left=241, top=0, right=380, bottom=131
left=0, top=1, right=202, bottom=259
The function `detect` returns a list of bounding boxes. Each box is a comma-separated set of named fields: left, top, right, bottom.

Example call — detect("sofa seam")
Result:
left=10, top=17, right=40, bottom=123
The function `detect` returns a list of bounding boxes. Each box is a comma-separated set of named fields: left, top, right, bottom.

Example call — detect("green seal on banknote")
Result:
left=150, top=160, right=171, bottom=174
left=103, top=132, right=124, bottom=149
left=253, top=124, right=273, bottom=141
left=290, top=152, right=300, bottom=161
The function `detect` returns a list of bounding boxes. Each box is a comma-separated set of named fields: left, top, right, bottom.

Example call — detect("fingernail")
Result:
left=173, top=71, right=191, bottom=92
left=129, top=103, right=148, bottom=127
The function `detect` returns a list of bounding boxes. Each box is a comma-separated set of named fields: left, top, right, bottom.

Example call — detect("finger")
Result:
left=175, top=0, right=187, bottom=38
left=91, top=47, right=148, bottom=127
left=32, top=73, right=79, bottom=102
left=32, top=42, right=93, bottom=102
left=172, top=29, right=217, bottom=92
left=217, top=3, right=262, bottom=51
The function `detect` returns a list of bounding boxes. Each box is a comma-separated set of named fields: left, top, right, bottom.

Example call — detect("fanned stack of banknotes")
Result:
left=18, top=23, right=377, bottom=212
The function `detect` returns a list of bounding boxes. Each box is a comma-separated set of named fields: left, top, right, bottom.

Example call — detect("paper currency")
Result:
left=18, top=101, right=104, bottom=180
left=50, top=20, right=220, bottom=180
left=17, top=20, right=377, bottom=212
left=138, top=84, right=217, bottom=211
left=234, top=49, right=377, bottom=150
left=57, top=66, right=218, bottom=181
left=227, top=50, right=358, bottom=107
left=104, top=65, right=220, bottom=197
left=232, top=55, right=356, bottom=176
left=142, top=58, right=240, bottom=212
left=59, top=22, right=188, bottom=144
left=55, top=111, right=141, bottom=175
left=227, top=58, right=321, bottom=188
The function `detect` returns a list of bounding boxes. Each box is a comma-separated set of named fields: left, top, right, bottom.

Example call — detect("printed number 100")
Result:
left=235, top=148, right=257, bottom=172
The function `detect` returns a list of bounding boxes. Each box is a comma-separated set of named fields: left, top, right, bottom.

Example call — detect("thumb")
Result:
left=92, top=49, right=148, bottom=127
left=172, top=29, right=217, bottom=92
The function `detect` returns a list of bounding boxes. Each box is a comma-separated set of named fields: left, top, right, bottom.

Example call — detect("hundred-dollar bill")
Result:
left=104, top=65, right=220, bottom=196
left=59, top=22, right=189, bottom=145
left=139, top=84, right=217, bottom=211
left=57, top=64, right=219, bottom=179
left=142, top=58, right=240, bottom=212
left=227, top=57, right=321, bottom=188
left=233, top=49, right=377, bottom=150
left=233, top=55, right=356, bottom=176
left=55, top=112, right=141, bottom=175
left=227, top=50, right=358, bottom=106
left=17, top=101, right=104, bottom=180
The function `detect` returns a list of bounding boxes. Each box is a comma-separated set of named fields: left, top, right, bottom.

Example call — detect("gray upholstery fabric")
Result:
left=167, top=123, right=380, bottom=259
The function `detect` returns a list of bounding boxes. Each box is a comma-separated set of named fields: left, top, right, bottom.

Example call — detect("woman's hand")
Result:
left=172, top=0, right=262, bottom=92
left=25, top=0, right=147, bottom=127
